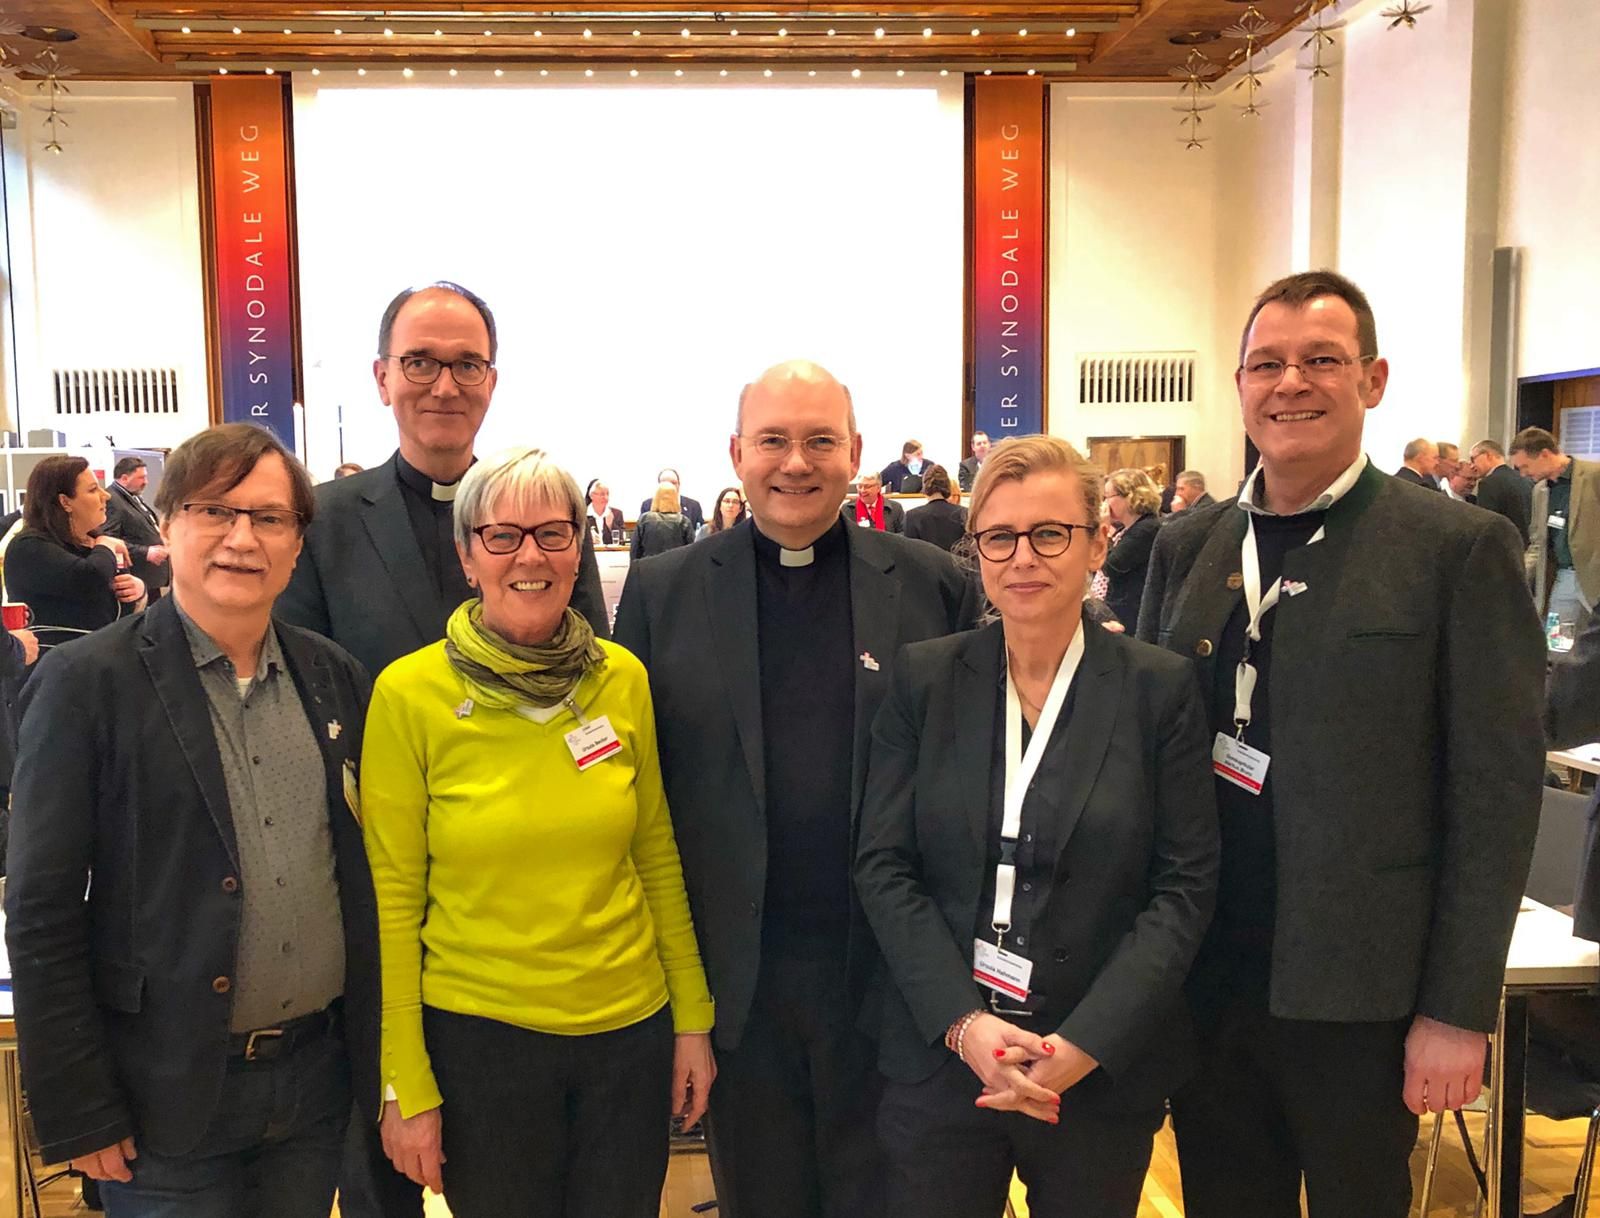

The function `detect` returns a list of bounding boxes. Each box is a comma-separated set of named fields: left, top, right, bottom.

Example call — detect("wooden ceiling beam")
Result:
left=117, top=3, right=1138, bottom=19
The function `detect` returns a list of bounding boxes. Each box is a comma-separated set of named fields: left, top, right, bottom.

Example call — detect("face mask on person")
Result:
left=908, top=457, right=924, bottom=475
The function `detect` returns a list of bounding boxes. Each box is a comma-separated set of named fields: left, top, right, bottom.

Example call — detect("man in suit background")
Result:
left=638, top=467, right=704, bottom=533
left=1139, top=270, right=1543, bottom=1218
left=844, top=471, right=905, bottom=534
left=99, top=456, right=170, bottom=598
left=1511, top=427, right=1600, bottom=625
left=1393, top=437, right=1441, bottom=490
left=6, top=424, right=380, bottom=1217
left=613, top=360, right=977, bottom=1218
left=958, top=430, right=990, bottom=493
left=278, top=281, right=607, bottom=1218
left=1173, top=469, right=1215, bottom=512
left=1469, top=439, right=1532, bottom=548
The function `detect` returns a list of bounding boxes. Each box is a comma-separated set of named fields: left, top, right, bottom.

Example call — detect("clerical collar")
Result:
left=1236, top=452, right=1368, bottom=517
left=395, top=451, right=472, bottom=502
left=752, top=517, right=847, bottom=569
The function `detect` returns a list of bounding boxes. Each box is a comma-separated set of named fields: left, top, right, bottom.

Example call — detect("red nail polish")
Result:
left=993, top=1049, right=1006, bottom=1058
left=1043, top=1043, right=1056, bottom=1054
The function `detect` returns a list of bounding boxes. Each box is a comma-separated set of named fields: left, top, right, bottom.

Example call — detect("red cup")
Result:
left=1, top=603, right=32, bottom=630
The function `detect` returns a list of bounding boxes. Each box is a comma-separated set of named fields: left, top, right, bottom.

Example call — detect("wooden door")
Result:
left=1086, top=436, right=1186, bottom=489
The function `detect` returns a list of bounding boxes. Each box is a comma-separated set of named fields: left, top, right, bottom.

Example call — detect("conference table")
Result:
left=1549, top=743, right=1600, bottom=778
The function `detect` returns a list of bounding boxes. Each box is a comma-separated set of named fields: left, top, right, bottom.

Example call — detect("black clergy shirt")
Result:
left=394, top=453, right=475, bottom=612
left=753, top=519, right=856, bottom=956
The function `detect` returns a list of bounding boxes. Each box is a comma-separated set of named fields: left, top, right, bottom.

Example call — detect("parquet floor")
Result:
left=8, top=1111, right=1590, bottom=1216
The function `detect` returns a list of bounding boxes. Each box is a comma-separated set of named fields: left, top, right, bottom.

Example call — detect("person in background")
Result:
left=5, top=456, right=144, bottom=648
left=586, top=478, right=625, bottom=545
left=846, top=471, right=906, bottom=534
left=1173, top=470, right=1214, bottom=513
left=1433, top=442, right=1463, bottom=495
left=0, top=620, right=39, bottom=871
left=335, top=463, right=364, bottom=479
left=1443, top=461, right=1478, bottom=502
left=100, top=456, right=170, bottom=599
left=1512, top=427, right=1600, bottom=626
left=632, top=483, right=695, bottom=560
left=958, top=431, right=991, bottom=493
left=697, top=486, right=748, bottom=540
left=1393, top=438, right=1441, bottom=491
left=857, top=434, right=1218, bottom=1218
left=639, top=468, right=704, bottom=533
left=880, top=440, right=929, bottom=493
left=1469, top=439, right=1532, bottom=549
left=1099, top=468, right=1161, bottom=633
left=902, top=464, right=967, bottom=552
left=5, top=423, right=380, bottom=1218
left=365, top=448, right=713, bottom=1218
left=1140, top=269, right=1542, bottom=1218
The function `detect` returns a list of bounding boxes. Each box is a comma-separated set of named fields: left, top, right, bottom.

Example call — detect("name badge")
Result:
left=342, top=760, right=361, bottom=826
left=565, top=715, right=622, bottom=771
left=1550, top=513, right=1567, bottom=530
left=1213, top=732, right=1270, bottom=795
left=973, top=938, right=1033, bottom=1002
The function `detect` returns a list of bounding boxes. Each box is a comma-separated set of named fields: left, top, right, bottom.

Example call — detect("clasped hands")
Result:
left=956, top=1013, right=1098, bottom=1124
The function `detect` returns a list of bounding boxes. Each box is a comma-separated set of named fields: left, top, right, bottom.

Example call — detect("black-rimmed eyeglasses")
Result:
left=383, top=354, right=494, bottom=387
left=180, top=503, right=304, bottom=537
left=471, top=521, right=578, bottom=555
left=971, top=522, right=1095, bottom=562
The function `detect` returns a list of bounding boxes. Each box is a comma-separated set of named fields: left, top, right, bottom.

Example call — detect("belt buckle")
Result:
left=244, top=1028, right=285, bottom=1062
left=988, top=992, right=1033, bottom=1018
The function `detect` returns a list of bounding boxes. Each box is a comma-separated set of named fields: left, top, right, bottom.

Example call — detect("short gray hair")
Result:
left=1402, top=437, right=1436, bottom=462
left=1175, top=469, right=1206, bottom=491
left=453, top=447, right=584, bottom=551
left=1470, top=439, right=1506, bottom=460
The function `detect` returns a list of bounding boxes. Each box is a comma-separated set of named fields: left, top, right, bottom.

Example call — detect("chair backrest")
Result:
left=1526, top=784, right=1592, bottom=909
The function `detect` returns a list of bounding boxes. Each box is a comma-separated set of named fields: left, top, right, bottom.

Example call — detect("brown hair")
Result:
left=1510, top=427, right=1559, bottom=457
left=1239, top=269, right=1379, bottom=365
left=23, top=455, right=93, bottom=547
left=921, top=463, right=954, bottom=500
left=1105, top=467, right=1163, bottom=518
left=154, top=424, right=315, bottom=527
left=968, top=436, right=1101, bottom=531
left=707, top=485, right=747, bottom=534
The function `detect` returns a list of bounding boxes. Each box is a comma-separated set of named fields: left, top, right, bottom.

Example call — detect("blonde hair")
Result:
left=650, top=482, right=681, bottom=514
left=968, top=435, right=1102, bottom=530
left=1105, top=467, right=1162, bottom=518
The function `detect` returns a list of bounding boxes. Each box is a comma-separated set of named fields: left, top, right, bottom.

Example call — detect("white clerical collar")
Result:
left=431, top=481, right=458, bottom=502
left=1237, top=452, right=1368, bottom=517
left=779, top=546, right=814, bottom=567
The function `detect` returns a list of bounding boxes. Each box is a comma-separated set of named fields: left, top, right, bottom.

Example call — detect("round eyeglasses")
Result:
left=384, top=354, right=493, bottom=387
left=971, top=522, right=1095, bottom=562
left=471, top=521, right=579, bottom=555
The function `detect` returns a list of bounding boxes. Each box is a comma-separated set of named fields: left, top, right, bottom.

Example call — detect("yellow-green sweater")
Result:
left=361, top=638, right=714, bottom=1116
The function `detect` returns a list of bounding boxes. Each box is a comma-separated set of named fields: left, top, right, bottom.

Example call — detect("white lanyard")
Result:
left=1234, top=515, right=1324, bottom=731
left=993, top=626, right=1085, bottom=941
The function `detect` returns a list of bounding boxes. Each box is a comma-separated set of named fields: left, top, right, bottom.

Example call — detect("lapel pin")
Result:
left=455, top=698, right=475, bottom=719
left=1282, top=579, right=1309, bottom=597
left=327, top=720, right=342, bottom=740
left=860, top=652, right=880, bottom=672
left=1226, top=572, right=1244, bottom=590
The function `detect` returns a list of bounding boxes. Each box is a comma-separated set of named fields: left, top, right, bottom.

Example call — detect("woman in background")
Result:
left=586, top=478, right=625, bottom=545
left=696, top=486, right=747, bottom=540
left=903, top=465, right=968, bottom=553
left=1099, top=467, right=1162, bottom=634
left=631, top=483, right=695, bottom=560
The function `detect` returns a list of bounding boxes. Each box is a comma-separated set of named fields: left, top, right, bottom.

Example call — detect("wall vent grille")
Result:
left=1561, top=407, right=1600, bottom=461
left=52, top=368, right=181, bottom=416
left=1078, top=352, right=1196, bottom=406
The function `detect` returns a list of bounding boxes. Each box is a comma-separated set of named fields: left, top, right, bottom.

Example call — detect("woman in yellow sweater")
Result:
left=362, top=447, right=715, bottom=1217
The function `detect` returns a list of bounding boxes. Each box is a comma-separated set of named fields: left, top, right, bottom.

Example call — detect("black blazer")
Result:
left=1101, top=513, right=1160, bottom=633
left=639, top=496, right=704, bottom=533
left=631, top=511, right=694, bottom=559
left=880, top=460, right=932, bottom=493
left=278, top=453, right=610, bottom=681
left=99, top=484, right=170, bottom=594
left=958, top=457, right=982, bottom=493
left=843, top=497, right=906, bottom=534
left=1394, top=466, right=1442, bottom=491
left=587, top=506, right=625, bottom=546
left=4, top=531, right=123, bottom=641
left=612, top=523, right=979, bottom=1048
left=1546, top=608, right=1600, bottom=941
left=1137, top=463, right=1545, bottom=1031
left=4, top=597, right=381, bottom=1163
left=1475, top=463, right=1532, bottom=549
left=856, top=617, right=1219, bottom=1111
left=903, top=498, right=968, bottom=553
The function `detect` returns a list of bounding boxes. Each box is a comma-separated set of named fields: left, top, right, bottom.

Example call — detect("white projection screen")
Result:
left=292, top=74, right=966, bottom=508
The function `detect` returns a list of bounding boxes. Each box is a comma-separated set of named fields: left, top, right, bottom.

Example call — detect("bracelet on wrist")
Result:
left=945, top=1009, right=984, bottom=1063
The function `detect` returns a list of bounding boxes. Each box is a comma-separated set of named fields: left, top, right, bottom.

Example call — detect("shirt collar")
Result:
left=1552, top=460, right=1574, bottom=487
left=173, top=597, right=283, bottom=676
left=396, top=451, right=472, bottom=503
left=752, top=516, right=847, bottom=570
left=1237, top=453, right=1369, bottom=517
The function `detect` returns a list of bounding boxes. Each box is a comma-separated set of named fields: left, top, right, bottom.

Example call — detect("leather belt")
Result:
left=228, top=1004, right=338, bottom=1063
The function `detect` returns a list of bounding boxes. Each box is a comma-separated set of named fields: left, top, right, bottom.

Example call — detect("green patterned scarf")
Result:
left=443, top=599, right=606, bottom=710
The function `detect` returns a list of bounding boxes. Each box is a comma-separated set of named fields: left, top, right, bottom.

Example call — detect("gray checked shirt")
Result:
left=176, top=602, right=345, bottom=1032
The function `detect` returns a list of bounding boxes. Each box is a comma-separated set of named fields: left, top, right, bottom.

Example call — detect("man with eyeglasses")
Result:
left=6, top=424, right=381, bottom=1218
left=614, top=360, right=978, bottom=1218
left=278, top=281, right=608, bottom=1218
left=1138, top=270, right=1543, bottom=1218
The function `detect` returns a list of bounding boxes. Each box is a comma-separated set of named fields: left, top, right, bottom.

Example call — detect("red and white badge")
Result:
left=973, top=938, right=1033, bottom=1002
left=564, top=715, right=622, bottom=771
left=1213, top=732, right=1270, bottom=795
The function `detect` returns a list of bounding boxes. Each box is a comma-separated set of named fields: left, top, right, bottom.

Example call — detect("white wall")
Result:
left=1, top=83, right=211, bottom=447
left=292, top=73, right=967, bottom=499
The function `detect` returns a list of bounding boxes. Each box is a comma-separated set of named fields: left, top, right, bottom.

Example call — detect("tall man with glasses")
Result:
left=1138, top=270, right=1543, bottom=1218
left=614, top=360, right=978, bottom=1218
left=279, top=281, right=608, bottom=1218
left=6, top=424, right=380, bottom=1218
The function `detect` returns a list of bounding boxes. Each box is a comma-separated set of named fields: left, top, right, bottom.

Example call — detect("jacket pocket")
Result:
left=92, top=960, right=144, bottom=1013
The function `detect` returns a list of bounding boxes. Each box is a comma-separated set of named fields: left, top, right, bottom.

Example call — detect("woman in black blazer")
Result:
left=856, top=435, right=1219, bottom=1218
left=1099, top=467, right=1162, bottom=633
left=630, top=483, right=694, bottom=560
left=902, top=464, right=968, bottom=553
left=584, top=478, right=625, bottom=545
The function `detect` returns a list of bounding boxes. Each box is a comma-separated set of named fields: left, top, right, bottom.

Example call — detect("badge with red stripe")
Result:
left=565, top=716, right=623, bottom=772
left=1212, top=732, right=1270, bottom=795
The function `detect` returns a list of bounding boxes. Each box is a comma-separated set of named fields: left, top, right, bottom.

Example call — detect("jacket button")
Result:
left=221, top=876, right=239, bottom=894
left=1054, top=949, right=1069, bottom=963
left=749, top=902, right=760, bottom=918
left=1195, top=639, right=1214, bottom=657
left=212, top=976, right=231, bottom=994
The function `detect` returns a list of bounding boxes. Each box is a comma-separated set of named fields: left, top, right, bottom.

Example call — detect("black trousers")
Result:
left=335, top=1103, right=425, bottom=1218
left=878, top=1057, right=1161, bottom=1218
left=1170, top=985, right=1418, bottom=1218
left=705, top=952, right=885, bottom=1218
left=424, top=1004, right=675, bottom=1218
